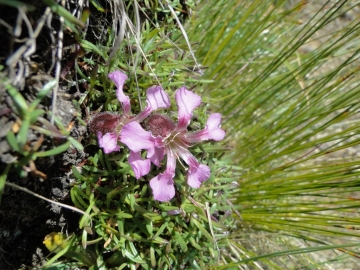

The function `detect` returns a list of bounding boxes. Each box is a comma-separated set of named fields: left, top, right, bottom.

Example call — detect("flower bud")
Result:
left=89, top=112, right=122, bottom=135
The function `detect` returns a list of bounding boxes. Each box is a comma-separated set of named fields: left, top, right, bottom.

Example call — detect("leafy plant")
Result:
left=36, top=0, right=235, bottom=268
left=0, top=79, right=83, bottom=203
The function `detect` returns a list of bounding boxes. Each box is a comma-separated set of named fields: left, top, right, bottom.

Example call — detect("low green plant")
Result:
left=38, top=0, right=236, bottom=269
left=0, top=78, right=83, bottom=203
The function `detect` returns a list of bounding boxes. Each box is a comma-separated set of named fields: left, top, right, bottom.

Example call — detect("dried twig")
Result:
left=107, top=0, right=126, bottom=65
left=6, top=7, right=51, bottom=87
left=163, top=0, right=203, bottom=74
left=5, top=181, right=92, bottom=228
left=50, top=0, right=65, bottom=125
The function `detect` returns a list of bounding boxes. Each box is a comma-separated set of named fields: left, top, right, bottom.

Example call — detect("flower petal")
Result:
left=175, top=87, right=201, bottom=131
left=135, top=86, right=171, bottom=122
left=97, top=132, right=120, bottom=154
left=120, top=122, right=155, bottom=152
left=164, top=146, right=177, bottom=175
left=108, top=71, right=131, bottom=115
left=187, top=164, right=210, bottom=188
left=175, top=145, right=199, bottom=169
left=173, top=146, right=209, bottom=188
left=206, top=113, right=225, bottom=141
left=185, top=113, right=225, bottom=143
left=147, top=145, right=165, bottom=167
left=149, top=173, right=175, bottom=202
left=128, top=151, right=151, bottom=179
left=146, top=86, right=171, bottom=109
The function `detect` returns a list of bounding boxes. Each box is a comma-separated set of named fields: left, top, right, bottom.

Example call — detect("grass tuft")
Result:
left=188, top=0, right=360, bottom=267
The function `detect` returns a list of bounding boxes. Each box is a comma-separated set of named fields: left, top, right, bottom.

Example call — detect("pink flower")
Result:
left=89, top=70, right=170, bottom=177
left=97, top=131, right=120, bottom=154
left=128, top=151, right=151, bottom=179
left=120, top=87, right=225, bottom=202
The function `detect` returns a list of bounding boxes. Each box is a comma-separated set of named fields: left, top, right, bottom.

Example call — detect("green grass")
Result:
left=188, top=0, right=360, bottom=267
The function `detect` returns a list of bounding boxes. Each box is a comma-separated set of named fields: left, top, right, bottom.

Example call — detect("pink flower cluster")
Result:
left=90, top=70, right=225, bottom=202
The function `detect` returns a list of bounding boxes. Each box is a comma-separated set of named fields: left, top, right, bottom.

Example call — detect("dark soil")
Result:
left=0, top=167, right=79, bottom=269
left=0, top=1, right=111, bottom=268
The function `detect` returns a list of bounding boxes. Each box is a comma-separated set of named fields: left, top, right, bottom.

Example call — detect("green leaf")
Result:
left=89, top=0, right=107, bottom=12
left=79, top=197, right=95, bottom=229
left=125, top=242, right=146, bottom=264
left=17, top=152, right=36, bottom=166
left=29, top=110, right=45, bottom=124
left=174, top=231, right=188, bottom=252
left=0, top=164, right=11, bottom=205
left=29, top=80, right=56, bottom=111
left=0, top=0, right=34, bottom=9
left=6, top=84, right=28, bottom=115
left=43, top=235, right=76, bottom=266
left=191, top=218, right=214, bottom=244
left=80, top=40, right=107, bottom=60
left=36, top=141, right=71, bottom=157
left=150, top=245, right=156, bottom=268
left=70, top=187, right=86, bottom=210
left=117, top=212, right=133, bottom=219
left=145, top=218, right=153, bottom=235
left=6, top=131, right=20, bottom=153
left=42, top=0, right=85, bottom=28
left=71, top=165, right=85, bottom=180
left=81, top=229, right=88, bottom=249
left=189, top=237, right=203, bottom=251
left=17, top=119, right=30, bottom=148
left=152, top=222, right=168, bottom=240
left=67, top=136, right=84, bottom=151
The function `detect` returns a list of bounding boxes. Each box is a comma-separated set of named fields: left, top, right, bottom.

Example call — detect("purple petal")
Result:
left=187, top=164, right=210, bottom=188
left=97, top=132, right=120, bottom=154
left=147, top=145, right=165, bottom=167
left=175, top=87, right=201, bottom=131
left=135, top=86, right=171, bottom=122
left=149, top=173, right=175, bottom=202
left=185, top=113, right=225, bottom=143
left=173, top=146, right=209, bottom=187
left=128, top=151, right=151, bottom=179
left=108, top=71, right=131, bottom=115
left=175, top=146, right=199, bottom=169
left=164, top=147, right=177, bottom=175
left=146, top=86, right=170, bottom=109
left=206, top=113, right=225, bottom=141
left=120, top=122, right=155, bottom=152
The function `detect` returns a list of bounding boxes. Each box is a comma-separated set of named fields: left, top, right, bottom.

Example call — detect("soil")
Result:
left=0, top=1, right=109, bottom=269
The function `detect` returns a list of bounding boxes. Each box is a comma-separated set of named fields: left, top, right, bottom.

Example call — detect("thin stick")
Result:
left=5, top=181, right=92, bottom=228
left=51, top=0, right=65, bottom=124
left=163, top=1, right=203, bottom=74
left=132, top=0, right=142, bottom=109
left=6, top=7, right=51, bottom=86
left=107, top=0, right=126, bottom=65
left=205, top=202, right=220, bottom=263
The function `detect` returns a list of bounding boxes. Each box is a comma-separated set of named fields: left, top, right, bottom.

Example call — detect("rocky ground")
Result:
left=0, top=1, right=108, bottom=268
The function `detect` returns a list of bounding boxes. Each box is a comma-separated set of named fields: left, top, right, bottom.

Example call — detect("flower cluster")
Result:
left=90, top=70, right=225, bottom=202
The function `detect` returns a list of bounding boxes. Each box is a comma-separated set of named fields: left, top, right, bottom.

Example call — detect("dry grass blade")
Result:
left=5, top=181, right=92, bottom=228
